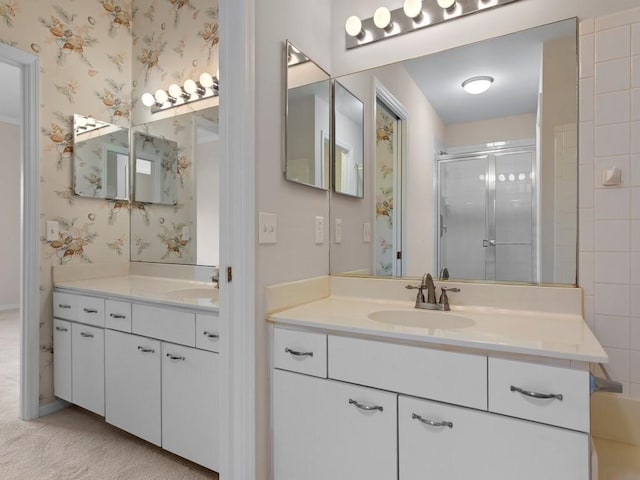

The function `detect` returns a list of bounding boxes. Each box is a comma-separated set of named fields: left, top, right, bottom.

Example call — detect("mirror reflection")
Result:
left=334, top=81, right=364, bottom=198
left=285, top=41, right=331, bottom=190
left=130, top=107, right=219, bottom=266
left=72, top=114, right=129, bottom=200
left=329, top=19, right=578, bottom=285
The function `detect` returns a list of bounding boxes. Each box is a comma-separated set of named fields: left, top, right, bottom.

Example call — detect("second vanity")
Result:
left=52, top=274, right=219, bottom=471
left=268, top=276, right=608, bottom=480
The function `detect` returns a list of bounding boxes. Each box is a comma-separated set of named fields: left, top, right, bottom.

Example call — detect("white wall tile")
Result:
left=596, top=9, right=640, bottom=31
left=634, top=56, right=640, bottom=88
left=631, top=316, right=640, bottom=350
left=633, top=121, right=640, bottom=153
left=604, top=346, right=630, bottom=382
left=580, top=33, right=595, bottom=79
left=631, top=350, right=640, bottom=383
left=596, top=25, right=631, bottom=62
left=579, top=208, right=594, bottom=252
left=632, top=154, right=640, bottom=186
left=633, top=220, right=640, bottom=252
left=595, top=123, right=631, bottom=156
left=595, top=91, right=630, bottom=125
left=595, top=252, right=631, bottom=284
left=633, top=89, right=640, bottom=121
left=584, top=294, right=595, bottom=330
left=632, top=187, right=640, bottom=218
left=595, top=58, right=631, bottom=94
left=595, top=283, right=630, bottom=316
left=579, top=121, right=594, bottom=165
left=632, top=286, right=640, bottom=316
left=580, top=78, right=594, bottom=122
left=580, top=252, right=594, bottom=295
left=595, top=155, right=631, bottom=188
left=580, top=19, right=595, bottom=36
left=631, top=253, right=640, bottom=284
left=595, top=314, right=631, bottom=349
left=595, top=187, right=630, bottom=219
left=633, top=23, right=640, bottom=55
left=579, top=164, right=594, bottom=208
left=595, top=220, right=631, bottom=252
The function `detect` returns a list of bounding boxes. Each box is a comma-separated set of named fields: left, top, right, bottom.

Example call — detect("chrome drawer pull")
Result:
left=349, top=399, right=383, bottom=412
left=80, top=332, right=94, bottom=338
left=510, top=385, right=563, bottom=401
left=412, top=413, right=453, bottom=429
left=203, top=331, right=219, bottom=339
left=55, top=326, right=68, bottom=332
left=109, top=313, right=126, bottom=319
left=285, top=347, right=313, bottom=358
left=137, top=346, right=155, bottom=353
left=83, top=308, right=98, bottom=314
left=166, top=353, right=186, bottom=361
left=58, top=304, right=72, bottom=309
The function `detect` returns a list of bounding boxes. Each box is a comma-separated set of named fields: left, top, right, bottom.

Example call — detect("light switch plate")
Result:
left=363, top=222, right=371, bottom=243
left=46, top=221, right=59, bottom=242
left=315, top=216, right=324, bottom=244
left=181, top=226, right=190, bottom=241
left=259, top=212, right=277, bottom=244
left=335, top=218, right=343, bottom=244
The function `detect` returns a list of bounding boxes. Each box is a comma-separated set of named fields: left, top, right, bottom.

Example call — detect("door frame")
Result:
left=0, top=43, right=41, bottom=421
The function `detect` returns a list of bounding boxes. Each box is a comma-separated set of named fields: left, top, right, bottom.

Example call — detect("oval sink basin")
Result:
left=368, top=309, right=475, bottom=330
left=166, top=288, right=218, bottom=301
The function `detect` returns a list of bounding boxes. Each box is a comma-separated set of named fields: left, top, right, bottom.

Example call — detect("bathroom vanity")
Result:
left=52, top=275, right=219, bottom=471
left=268, top=277, right=607, bottom=480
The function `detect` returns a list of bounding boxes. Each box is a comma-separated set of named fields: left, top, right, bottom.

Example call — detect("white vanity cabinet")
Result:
left=71, top=323, right=105, bottom=415
left=53, top=319, right=72, bottom=402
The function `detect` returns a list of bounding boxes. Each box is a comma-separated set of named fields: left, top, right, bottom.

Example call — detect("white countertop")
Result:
left=55, top=275, right=219, bottom=311
left=269, top=296, right=607, bottom=363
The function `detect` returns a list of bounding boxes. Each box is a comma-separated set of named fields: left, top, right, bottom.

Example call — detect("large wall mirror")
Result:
left=285, top=41, right=331, bottom=190
left=334, top=81, right=365, bottom=198
left=73, top=114, right=129, bottom=200
left=130, top=107, right=219, bottom=266
left=329, top=18, right=578, bottom=286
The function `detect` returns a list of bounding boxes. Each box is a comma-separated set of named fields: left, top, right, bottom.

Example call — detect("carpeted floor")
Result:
left=0, top=309, right=218, bottom=479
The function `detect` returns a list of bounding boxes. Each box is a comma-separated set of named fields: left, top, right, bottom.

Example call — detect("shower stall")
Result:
left=436, top=143, right=537, bottom=283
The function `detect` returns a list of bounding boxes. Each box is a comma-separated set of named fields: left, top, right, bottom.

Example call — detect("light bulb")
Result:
left=345, top=15, right=363, bottom=37
left=154, top=89, right=168, bottom=104
left=403, top=0, right=422, bottom=18
left=437, top=0, right=456, bottom=8
left=141, top=93, right=155, bottom=107
left=373, top=6, right=392, bottom=30
left=168, top=83, right=183, bottom=98
left=183, top=79, right=197, bottom=94
left=199, top=72, right=214, bottom=88
left=462, top=76, right=494, bottom=95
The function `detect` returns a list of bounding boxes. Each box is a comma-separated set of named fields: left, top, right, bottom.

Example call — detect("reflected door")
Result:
left=437, top=146, right=536, bottom=283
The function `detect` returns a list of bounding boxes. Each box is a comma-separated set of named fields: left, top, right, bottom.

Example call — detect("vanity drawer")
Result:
left=488, top=358, right=590, bottom=432
left=196, top=312, right=220, bottom=353
left=53, top=292, right=77, bottom=320
left=274, top=328, right=327, bottom=378
left=77, top=295, right=105, bottom=327
left=329, top=336, right=487, bottom=410
left=132, top=304, right=196, bottom=347
left=106, top=300, right=132, bottom=332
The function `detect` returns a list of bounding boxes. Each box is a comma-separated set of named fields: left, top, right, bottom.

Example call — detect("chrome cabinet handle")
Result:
left=285, top=347, right=313, bottom=358
left=109, top=313, right=126, bottom=319
left=412, top=413, right=453, bottom=429
left=58, top=304, right=72, bottom=309
left=203, top=331, right=219, bottom=339
left=80, top=332, right=94, bottom=338
left=137, top=346, right=155, bottom=353
left=510, top=385, right=563, bottom=401
left=55, top=326, right=68, bottom=332
left=83, top=308, right=98, bottom=314
left=166, top=353, right=186, bottom=361
left=349, top=399, right=383, bottom=412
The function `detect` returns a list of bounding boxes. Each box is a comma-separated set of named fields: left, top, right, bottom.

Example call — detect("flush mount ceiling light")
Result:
left=345, top=0, right=521, bottom=49
left=462, top=76, right=494, bottom=95
left=141, top=72, right=219, bottom=113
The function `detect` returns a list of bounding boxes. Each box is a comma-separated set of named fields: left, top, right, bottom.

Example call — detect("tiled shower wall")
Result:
left=579, top=8, right=640, bottom=397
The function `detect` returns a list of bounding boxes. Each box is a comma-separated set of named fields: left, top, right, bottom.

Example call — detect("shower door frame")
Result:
left=435, top=142, right=537, bottom=283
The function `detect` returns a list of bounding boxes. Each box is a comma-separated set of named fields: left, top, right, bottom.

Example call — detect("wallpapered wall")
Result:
left=0, top=0, right=218, bottom=405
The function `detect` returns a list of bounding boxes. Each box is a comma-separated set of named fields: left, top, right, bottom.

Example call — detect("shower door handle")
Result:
left=484, top=240, right=532, bottom=247
left=483, top=239, right=496, bottom=247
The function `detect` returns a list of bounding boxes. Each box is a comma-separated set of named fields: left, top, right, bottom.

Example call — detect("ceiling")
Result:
left=0, top=62, right=20, bottom=124
left=403, top=19, right=576, bottom=125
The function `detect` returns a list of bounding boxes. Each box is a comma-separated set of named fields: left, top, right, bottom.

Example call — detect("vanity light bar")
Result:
left=345, top=0, right=521, bottom=49
left=141, top=72, right=219, bottom=114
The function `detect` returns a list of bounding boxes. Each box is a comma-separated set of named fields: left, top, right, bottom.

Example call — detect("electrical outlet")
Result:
left=363, top=222, right=371, bottom=243
left=258, top=212, right=278, bottom=244
left=335, top=218, right=343, bottom=244
left=315, top=216, right=324, bottom=244
left=46, top=221, right=59, bottom=242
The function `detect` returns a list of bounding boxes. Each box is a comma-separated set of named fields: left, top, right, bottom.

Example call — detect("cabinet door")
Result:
left=71, top=323, right=104, bottom=416
left=399, top=395, right=589, bottom=480
left=162, top=343, right=219, bottom=471
left=105, top=330, right=161, bottom=446
left=53, top=319, right=72, bottom=402
left=273, top=369, right=397, bottom=480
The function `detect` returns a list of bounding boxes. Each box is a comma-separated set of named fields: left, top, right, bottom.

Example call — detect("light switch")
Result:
left=315, top=216, right=324, bottom=244
left=46, top=221, right=59, bottom=242
left=181, top=226, right=190, bottom=241
left=335, top=218, right=343, bottom=244
left=363, top=222, right=371, bottom=243
left=259, top=212, right=278, bottom=244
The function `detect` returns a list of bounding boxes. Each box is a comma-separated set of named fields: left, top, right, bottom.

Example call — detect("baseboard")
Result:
left=591, top=394, right=640, bottom=447
left=0, top=304, right=19, bottom=311
left=39, top=398, right=70, bottom=417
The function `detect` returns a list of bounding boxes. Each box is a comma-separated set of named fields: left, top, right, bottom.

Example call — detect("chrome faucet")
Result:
left=406, top=273, right=460, bottom=311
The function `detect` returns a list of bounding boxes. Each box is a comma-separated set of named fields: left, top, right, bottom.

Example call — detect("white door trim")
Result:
left=219, top=0, right=257, bottom=479
left=0, top=43, right=41, bottom=421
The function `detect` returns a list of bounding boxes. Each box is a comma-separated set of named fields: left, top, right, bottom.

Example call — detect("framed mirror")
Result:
left=132, top=132, right=178, bottom=206
left=329, top=18, right=578, bottom=286
left=285, top=41, right=331, bottom=190
left=334, top=81, right=364, bottom=198
left=72, top=114, right=129, bottom=200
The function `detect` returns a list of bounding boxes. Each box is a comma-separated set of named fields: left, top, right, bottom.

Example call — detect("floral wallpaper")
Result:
left=375, top=104, right=395, bottom=276
left=0, top=0, right=218, bottom=406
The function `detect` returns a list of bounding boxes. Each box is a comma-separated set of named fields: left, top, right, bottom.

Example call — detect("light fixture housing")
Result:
left=345, top=15, right=364, bottom=38
left=403, top=0, right=423, bottom=19
left=462, top=76, right=494, bottom=95
left=373, top=7, right=392, bottom=30
left=142, top=72, right=219, bottom=113
left=437, top=0, right=456, bottom=9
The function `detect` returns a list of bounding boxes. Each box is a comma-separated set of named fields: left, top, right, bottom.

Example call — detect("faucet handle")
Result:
left=405, top=283, right=425, bottom=304
left=438, top=286, right=460, bottom=310
left=440, top=287, right=460, bottom=293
